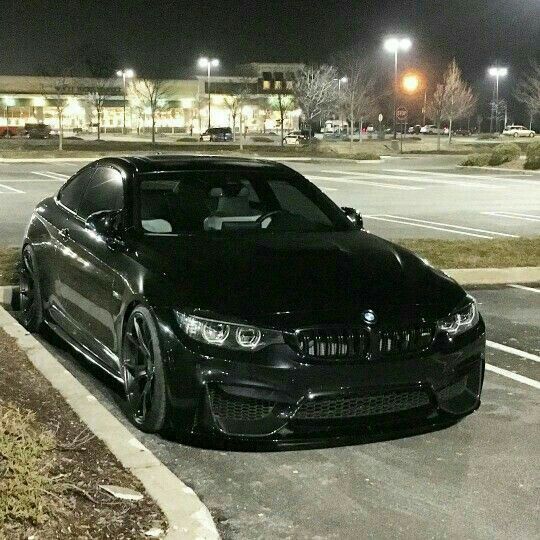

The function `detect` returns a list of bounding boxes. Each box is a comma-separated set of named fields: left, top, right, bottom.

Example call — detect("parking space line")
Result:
left=482, top=211, right=540, bottom=223
left=382, top=215, right=519, bottom=238
left=390, top=168, right=540, bottom=186
left=320, top=187, right=337, bottom=192
left=364, top=215, right=493, bottom=238
left=487, top=340, right=540, bottom=363
left=0, top=183, right=25, bottom=194
left=308, top=175, right=421, bottom=191
left=324, top=169, right=499, bottom=189
left=32, top=171, right=69, bottom=181
left=485, top=364, right=540, bottom=389
left=507, top=284, right=540, bottom=294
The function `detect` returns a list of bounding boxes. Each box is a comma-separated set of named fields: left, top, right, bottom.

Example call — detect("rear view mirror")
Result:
left=341, top=207, right=364, bottom=229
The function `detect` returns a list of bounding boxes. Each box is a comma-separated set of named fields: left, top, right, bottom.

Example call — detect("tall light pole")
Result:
left=384, top=37, right=412, bottom=139
left=116, top=69, right=134, bottom=135
left=198, top=57, right=219, bottom=129
left=333, top=76, right=347, bottom=134
left=488, top=66, right=508, bottom=133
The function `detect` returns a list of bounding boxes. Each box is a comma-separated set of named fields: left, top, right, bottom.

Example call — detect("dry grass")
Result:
left=0, top=402, right=63, bottom=528
left=0, top=247, right=19, bottom=286
left=397, top=237, right=540, bottom=269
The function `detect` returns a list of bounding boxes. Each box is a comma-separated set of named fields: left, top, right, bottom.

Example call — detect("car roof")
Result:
left=93, top=154, right=293, bottom=174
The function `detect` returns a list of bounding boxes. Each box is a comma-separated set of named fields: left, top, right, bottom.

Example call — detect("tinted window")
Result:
left=58, top=167, right=94, bottom=212
left=138, top=171, right=350, bottom=234
left=78, top=167, right=124, bottom=219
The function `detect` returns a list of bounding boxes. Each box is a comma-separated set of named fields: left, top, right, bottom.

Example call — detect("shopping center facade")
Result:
left=0, top=63, right=304, bottom=135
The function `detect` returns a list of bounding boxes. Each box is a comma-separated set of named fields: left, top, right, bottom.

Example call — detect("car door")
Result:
left=47, top=165, right=96, bottom=326
left=57, top=165, right=126, bottom=368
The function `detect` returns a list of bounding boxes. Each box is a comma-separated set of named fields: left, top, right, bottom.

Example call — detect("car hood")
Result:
left=136, top=231, right=465, bottom=326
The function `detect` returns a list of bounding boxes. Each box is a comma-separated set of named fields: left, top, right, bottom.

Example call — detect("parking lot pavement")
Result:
left=1, top=156, right=539, bottom=245
left=29, top=285, right=539, bottom=540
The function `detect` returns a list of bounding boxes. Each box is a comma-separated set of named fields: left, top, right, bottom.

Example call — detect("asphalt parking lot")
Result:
left=30, top=284, right=539, bottom=540
left=1, top=155, right=539, bottom=246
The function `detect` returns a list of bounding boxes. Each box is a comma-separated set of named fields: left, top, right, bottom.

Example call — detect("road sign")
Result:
left=378, top=113, right=383, bottom=122
left=396, top=107, right=408, bottom=122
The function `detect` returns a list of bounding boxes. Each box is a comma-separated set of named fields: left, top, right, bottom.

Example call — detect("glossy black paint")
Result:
left=23, top=155, right=485, bottom=444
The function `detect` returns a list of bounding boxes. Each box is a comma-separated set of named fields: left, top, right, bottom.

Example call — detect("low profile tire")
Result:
left=19, top=245, right=44, bottom=332
left=121, top=306, right=169, bottom=433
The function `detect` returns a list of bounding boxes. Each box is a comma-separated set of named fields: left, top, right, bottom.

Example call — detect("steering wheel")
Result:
left=256, top=210, right=284, bottom=228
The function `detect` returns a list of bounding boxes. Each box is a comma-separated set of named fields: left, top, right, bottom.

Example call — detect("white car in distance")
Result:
left=502, top=125, right=536, bottom=138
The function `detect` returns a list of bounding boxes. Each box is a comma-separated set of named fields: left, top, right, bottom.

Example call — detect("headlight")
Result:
left=175, top=312, right=283, bottom=352
left=436, top=298, right=479, bottom=337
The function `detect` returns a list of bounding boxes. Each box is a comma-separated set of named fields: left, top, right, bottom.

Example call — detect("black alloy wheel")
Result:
left=121, top=306, right=168, bottom=432
left=19, top=246, right=43, bottom=332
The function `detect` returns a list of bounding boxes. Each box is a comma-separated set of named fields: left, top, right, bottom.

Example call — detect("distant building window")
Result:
left=274, top=72, right=284, bottom=80
left=263, top=80, right=271, bottom=90
left=274, top=80, right=283, bottom=90
left=262, top=72, right=272, bottom=80
left=286, top=81, right=293, bottom=90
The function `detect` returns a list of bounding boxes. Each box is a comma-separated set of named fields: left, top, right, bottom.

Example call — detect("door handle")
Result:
left=59, top=228, right=70, bottom=240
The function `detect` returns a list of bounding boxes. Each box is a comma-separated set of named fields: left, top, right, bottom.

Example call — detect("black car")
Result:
left=199, top=127, right=233, bottom=142
left=20, top=156, right=485, bottom=445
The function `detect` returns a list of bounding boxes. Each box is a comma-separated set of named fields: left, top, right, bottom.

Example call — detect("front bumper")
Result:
left=161, top=315, right=485, bottom=444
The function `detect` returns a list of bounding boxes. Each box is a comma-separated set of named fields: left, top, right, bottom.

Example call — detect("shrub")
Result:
left=461, top=153, right=491, bottom=166
left=524, top=141, right=540, bottom=170
left=351, top=152, right=380, bottom=160
left=251, top=136, right=274, bottom=143
left=476, top=133, right=500, bottom=140
left=488, top=143, right=521, bottom=166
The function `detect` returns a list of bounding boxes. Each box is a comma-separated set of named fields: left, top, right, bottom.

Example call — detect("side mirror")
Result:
left=341, top=207, right=363, bottom=229
left=85, top=210, right=122, bottom=240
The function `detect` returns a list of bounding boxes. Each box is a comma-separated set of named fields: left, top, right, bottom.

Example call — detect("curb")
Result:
left=0, top=305, right=219, bottom=540
left=456, top=165, right=540, bottom=175
left=443, top=266, right=540, bottom=286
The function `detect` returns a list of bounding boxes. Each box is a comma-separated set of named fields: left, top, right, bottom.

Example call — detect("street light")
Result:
left=384, top=36, right=412, bottom=139
left=333, top=76, right=348, bottom=134
left=488, top=66, right=508, bottom=133
left=198, top=57, right=219, bottom=129
left=116, top=68, right=135, bottom=135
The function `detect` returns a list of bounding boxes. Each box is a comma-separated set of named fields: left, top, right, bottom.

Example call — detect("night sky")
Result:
left=1, top=0, right=539, bottom=90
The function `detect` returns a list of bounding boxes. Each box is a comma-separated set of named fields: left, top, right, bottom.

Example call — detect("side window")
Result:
left=78, top=167, right=124, bottom=219
left=58, top=168, right=94, bottom=212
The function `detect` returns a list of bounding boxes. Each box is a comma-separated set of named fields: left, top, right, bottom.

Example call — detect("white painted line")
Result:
left=390, top=168, right=540, bottom=184
left=507, top=284, right=540, bottom=294
left=324, top=169, right=499, bottom=189
left=308, top=175, right=421, bottom=191
left=32, top=171, right=68, bottom=181
left=364, top=215, right=493, bottom=238
left=0, top=183, right=24, bottom=194
left=487, top=341, right=540, bottom=363
left=381, top=215, right=519, bottom=238
left=482, top=211, right=540, bottom=223
left=46, top=170, right=70, bottom=178
left=320, top=187, right=338, bottom=192
left=485, top=364, right=540, bottom=390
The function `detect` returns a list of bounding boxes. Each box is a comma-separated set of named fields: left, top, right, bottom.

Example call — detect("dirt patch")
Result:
left=0, top=327, right=167, bottom=538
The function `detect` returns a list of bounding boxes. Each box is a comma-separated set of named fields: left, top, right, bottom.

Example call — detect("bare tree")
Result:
left=223, top=95, right=240, bottom=140
left=339, top=58, right=378, bottom=150
left=41, top=74, right=76, bottom=151
left=132, top=78, right=173, bottom=144
left=427, top=84, right=446, bottom=151
left=87, top=79, right=116, bottom=140
left=235, top=86, right=253, bottom=151
left=514, top=61, right=540, bottom=129
left=440, top=59, right=476, bottom=144
left=293, top=65, right=337, bottom=137
left=268, top=91, right=295, bottom=145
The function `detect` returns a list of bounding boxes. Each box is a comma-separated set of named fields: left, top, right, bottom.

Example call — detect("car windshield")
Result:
left=138, top=170, right=351, bottom=234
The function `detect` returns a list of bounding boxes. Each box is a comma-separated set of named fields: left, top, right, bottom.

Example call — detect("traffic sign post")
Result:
left=396, top=107, right=408, bottom=153
left=378, top=113, right=383, bottom=139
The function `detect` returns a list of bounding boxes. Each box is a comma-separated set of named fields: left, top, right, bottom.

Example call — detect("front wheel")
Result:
left=513, top=132, right=519, bottom=138
left=121, top=306, right=169, bottom=433
left=529, top=132, right=535, bottom=138
left=19, top=246, right=44, bottom=332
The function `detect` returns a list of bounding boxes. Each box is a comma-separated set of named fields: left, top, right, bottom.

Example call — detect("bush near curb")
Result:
left=524, top=141, right=540, bottom=170
left=488, top=143, right=521, bottom=166
left=461, top=153, right=491, bottom=166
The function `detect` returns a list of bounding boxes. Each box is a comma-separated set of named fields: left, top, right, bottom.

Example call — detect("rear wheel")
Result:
left=529, top=132, right=535, bottom=138
left=19, top=246, right=44, bottom=332
left=513, top=132, right=519, bottom=138
left=121, top=306, right=169, bottom=432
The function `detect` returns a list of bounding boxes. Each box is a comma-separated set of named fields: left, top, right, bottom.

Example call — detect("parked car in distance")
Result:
left=20, top=155, right=486, bottom=445
left=200, top=127, right=233, bottom=142
left=453, top=128, right=472, bottom=137
left=502, top=125, right=536, bottom=138
left=408, top=125, right=422, bottom=135
left=24, top=123, right=51, bottom=139
left=420, top=125, right=443, bottom=135
left=283, top=130, right=311, bottom=145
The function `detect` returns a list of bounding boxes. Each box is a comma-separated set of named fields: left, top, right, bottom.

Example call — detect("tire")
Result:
left=529, top=133, right=535, bottom=138
left=513, top=132, right=519, bottom=138
left=121, top=306, right=169, bottom=433
left=19, top=245, right=44, bottom=332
